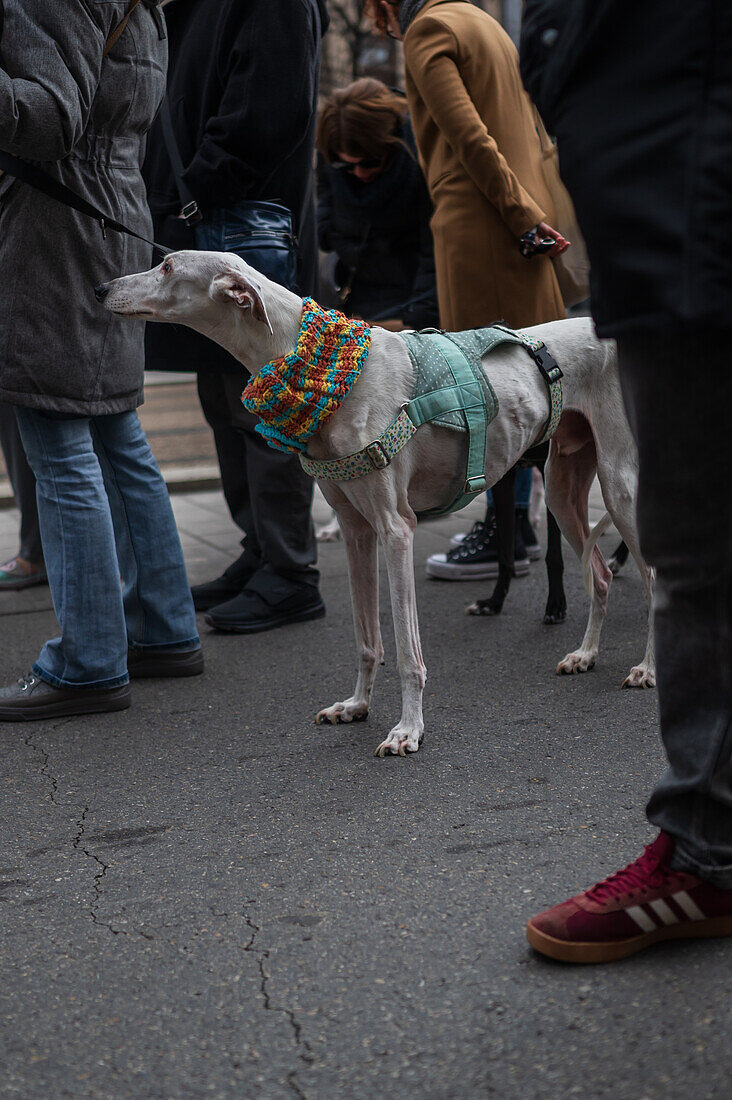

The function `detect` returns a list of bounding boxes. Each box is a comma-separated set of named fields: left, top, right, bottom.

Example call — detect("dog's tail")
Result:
left=582, top=512, right=613, bottom=594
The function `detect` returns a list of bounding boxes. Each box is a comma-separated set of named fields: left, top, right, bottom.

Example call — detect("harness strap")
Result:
left=410, top=332, right=488, bottom=512
left=491, top=325, right=563, bottom=444
left=299, top=327, right=563, bottom=500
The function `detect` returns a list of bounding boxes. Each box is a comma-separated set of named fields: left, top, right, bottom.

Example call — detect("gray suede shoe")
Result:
left=0, top=673, right=130, bottom=721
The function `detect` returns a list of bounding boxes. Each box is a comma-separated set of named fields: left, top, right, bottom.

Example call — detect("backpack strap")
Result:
left=103, top=0, right=145, bottom=58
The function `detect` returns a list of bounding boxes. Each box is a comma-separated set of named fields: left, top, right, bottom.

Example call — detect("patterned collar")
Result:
left=241, top=298, right=372, bottom=453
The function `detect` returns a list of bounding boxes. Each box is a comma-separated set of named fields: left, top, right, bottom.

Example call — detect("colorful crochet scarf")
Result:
left=241, top=298, right=372, bottom=453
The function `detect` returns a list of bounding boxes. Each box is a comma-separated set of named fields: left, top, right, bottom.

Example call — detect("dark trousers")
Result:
left=197, top=372, right=318, bottom=585
left=0, top=402, right=42, bottom=564
left=617, top=329, right=732, bottom=886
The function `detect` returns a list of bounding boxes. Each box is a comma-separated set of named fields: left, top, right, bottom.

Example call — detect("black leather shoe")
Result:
left=191, top=551, right=258, bottom=612
left=0, top=673, right=131, bottom=721
left=205, top=571, right=325, bottom=634
left=127, top=646, right=204, bottom=678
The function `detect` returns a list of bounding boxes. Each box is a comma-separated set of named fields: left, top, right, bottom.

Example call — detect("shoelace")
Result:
left=585, top=842, right=671, bottom=903
left=447, top=519, right=497, bottom=560
left=18, top=673, right=38, bottom=690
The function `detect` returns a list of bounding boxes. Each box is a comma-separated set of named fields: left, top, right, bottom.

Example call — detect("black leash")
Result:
left=0, top=149, right=173, bottom=257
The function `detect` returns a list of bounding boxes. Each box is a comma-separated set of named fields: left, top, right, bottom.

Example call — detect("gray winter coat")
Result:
left=0, top=0, right=167, bottom=414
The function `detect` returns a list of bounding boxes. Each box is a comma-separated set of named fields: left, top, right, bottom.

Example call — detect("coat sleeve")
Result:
left=316, top=154, right=336, bottom=252
left=181, top=0, right=319, bottom=205
left=404, top=16, right=546, bottom=237
left=0, top=0, right=111, bottom=161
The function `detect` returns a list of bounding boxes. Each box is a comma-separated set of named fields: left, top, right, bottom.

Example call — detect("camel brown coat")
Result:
left=403, top=0, right=564, bottom=330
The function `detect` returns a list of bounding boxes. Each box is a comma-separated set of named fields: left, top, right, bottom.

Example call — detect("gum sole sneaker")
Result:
left=0, top=673, right=131, bottom=721
left=527, top=832, right=732, bottom=963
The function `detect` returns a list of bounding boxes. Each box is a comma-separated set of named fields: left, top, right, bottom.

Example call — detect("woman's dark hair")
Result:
left=317, top=77, right=409, bottom=164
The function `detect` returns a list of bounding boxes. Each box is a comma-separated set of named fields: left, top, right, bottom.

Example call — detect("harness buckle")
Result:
left=365, top=440, right=391, bottom=470
left=528, top=344, right=563, bottom=382
left=464, top=475, right=487, bottom=494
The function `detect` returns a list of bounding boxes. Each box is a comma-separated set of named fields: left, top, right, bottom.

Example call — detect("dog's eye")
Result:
left=162, top=260, right=172, bottom=275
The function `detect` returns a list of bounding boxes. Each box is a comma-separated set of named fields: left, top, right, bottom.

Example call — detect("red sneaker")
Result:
left=527, top=832, right=732, bottom=963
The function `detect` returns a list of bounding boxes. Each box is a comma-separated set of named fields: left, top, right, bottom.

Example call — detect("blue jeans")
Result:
left=16, top=408, right=199, bottom=689
left=485, top=465, right=533, bottom=511
left=193, top=201, right=297, bottom=289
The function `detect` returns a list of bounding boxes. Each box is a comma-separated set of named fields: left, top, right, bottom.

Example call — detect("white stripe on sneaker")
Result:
left=672, top=890, right=706, bottom=921
left=649, top=899, right=679, bottom=925
left=626, top=905, right=657, bottom=932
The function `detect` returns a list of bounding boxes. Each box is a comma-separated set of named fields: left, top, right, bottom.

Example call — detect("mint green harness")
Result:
left=299, top=325, right=563, bottom=517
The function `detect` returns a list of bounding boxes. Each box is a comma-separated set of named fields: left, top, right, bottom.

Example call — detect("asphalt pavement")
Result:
left=0, top=440, right=729, bottom=1098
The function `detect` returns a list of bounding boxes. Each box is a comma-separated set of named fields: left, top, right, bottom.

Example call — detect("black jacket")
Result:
left=144, top=0, right=328, bottom=294
left=520, top=0, right=732, bottom=336
left=317, top=123, right=439, bottom=328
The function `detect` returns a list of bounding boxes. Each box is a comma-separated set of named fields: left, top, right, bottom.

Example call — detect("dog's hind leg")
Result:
left=546, top=426, right=613, bottom=675
left=373, top=512, right=426, bottom=757
left=315, top=499, right=384, bottom=726
left=598, top=477, right=656, bottom=688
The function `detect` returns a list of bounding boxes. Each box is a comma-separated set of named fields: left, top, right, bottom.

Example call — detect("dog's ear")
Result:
left=209, top=272, right=273, bottom=333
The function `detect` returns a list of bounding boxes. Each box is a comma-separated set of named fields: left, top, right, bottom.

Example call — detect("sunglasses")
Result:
left=331, top=156, right=383, bottom=173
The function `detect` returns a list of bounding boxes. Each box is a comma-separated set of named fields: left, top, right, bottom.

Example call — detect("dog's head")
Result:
left=96, top=250, right=273, bottom=334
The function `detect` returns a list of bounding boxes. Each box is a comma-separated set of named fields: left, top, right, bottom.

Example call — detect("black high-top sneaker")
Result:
left=427, top=509, right=530, bottom=580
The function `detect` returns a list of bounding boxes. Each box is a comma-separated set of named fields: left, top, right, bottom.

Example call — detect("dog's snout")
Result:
left=94, top=283, right=110, bottom=303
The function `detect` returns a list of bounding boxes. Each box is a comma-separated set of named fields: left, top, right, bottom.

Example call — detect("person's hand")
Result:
left=380, top=1, right=402, bottom=39
left=537, top=221, right=570, bottom=257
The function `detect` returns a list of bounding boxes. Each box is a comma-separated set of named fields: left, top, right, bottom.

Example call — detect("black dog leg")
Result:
left=467, top=467, right=516, bottom=616
left=543, top=505, right=567, bottom=624
left=608, top=539, right=629, bottom=576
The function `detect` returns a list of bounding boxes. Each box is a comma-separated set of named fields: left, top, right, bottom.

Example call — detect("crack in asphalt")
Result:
left=242, top=904, right=315, bottom=1100
left=73, top=807, right=154, bottom=941
left=23, top=719, right=75, bottom=805
left=22, top=730, right=150, bottom=938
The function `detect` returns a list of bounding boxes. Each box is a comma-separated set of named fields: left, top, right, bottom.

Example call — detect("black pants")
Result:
left=0, top=402, right=42, bottom=564
left=617, top=329, right=732, bottom=886
left=197, top=372, right=318, bottom=586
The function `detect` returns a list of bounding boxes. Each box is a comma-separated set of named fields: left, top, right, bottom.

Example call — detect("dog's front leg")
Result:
left=315, top=500, right=383, bottom=726
left=374, top=514, right=426, bottom=757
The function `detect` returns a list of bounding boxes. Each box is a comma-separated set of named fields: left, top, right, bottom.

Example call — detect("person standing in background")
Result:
left=144, top=0, right=329, bottom=635
left=0, top=406, right=45, bottom=590
left=363, top=0, right=569, bottom=582
left=317, top=78, right=439, bottom=331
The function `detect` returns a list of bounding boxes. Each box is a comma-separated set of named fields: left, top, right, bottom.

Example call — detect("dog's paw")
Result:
left=556, top=651, right=596, bottom=675
left=622, top=665, right=656, bottom=689
left=466, top=598, right=501, bottom=617
left=315, top=699, right=369, bottom=725
left=374, top=725, right=424, bottom=758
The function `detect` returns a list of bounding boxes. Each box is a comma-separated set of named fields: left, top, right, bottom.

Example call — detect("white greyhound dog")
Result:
left=98, top=251, right=655, bottom=757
